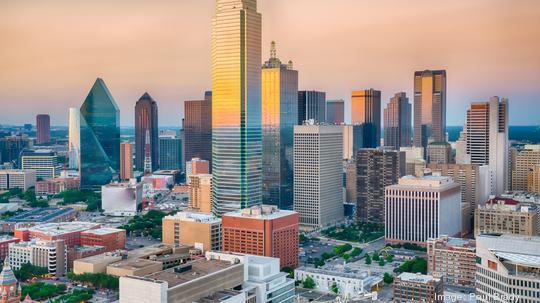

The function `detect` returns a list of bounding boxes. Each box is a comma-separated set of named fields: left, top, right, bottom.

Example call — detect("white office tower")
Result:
left=68, top=107, right=80, bottom=170
left=294, top=123, right=344, bottom=230
left=385, top=175, right=462, bottom=244
left=456, top=97, right=509, bottom=195
left=475, top=234, right=540, bottom=303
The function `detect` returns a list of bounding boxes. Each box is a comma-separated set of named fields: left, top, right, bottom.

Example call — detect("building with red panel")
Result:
left=0, top=237, right=19, bottom=262
left=222, top=205, right=299, bottom=268
left=81, top=228, right=126, bottom=251
left=14, top=222, right=100, bottom=247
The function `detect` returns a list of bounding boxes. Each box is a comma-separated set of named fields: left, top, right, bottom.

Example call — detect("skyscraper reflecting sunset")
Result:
left=413, top=70, right=447, bottom=149
left=211, top=0, right=262, bottom=216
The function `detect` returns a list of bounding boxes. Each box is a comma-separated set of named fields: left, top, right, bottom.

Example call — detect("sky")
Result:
left=1, top=0, right=539, bottom=127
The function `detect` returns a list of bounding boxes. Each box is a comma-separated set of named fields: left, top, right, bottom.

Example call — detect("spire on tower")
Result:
left=270, top=41, right=277, bottom=59
left=144, top=129, right=152, bottom=175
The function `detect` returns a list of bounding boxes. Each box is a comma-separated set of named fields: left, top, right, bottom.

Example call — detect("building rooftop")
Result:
left=108, top=258, right=161, bottom=271
left=81, top=227, right=125, bottom=236
left=224, top=205, right=297, bottom=220
left=74, top=252, right=124, bottom=265
left=22, top=221, right=100, bottom=236
left=195, top=290, right=244, bottom=303
left=389, top=175, right=458, bottom=190
left=165, top=211, right=221, bottom=224
left=397, top=272, right=439, bottom=284
left=6, top=207, right=75, bottom=223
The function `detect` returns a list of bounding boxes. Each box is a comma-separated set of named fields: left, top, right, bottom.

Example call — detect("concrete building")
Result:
left=474, top=197, right=538, bottom=237
left=510, top=144, right=540, bottom=191
left=186, top=158, right=210, bottom=178
left=188, top=174, right=212, bottom=213
left=1, top=207, right=76, bottom=233
left=80, top=228, right=126, bottom=252
left=222, top=205, right=299, bottom=268
left=393, top=273, right=443, bottom=303
left=101, top=182, right=142, bottom=216
left=298, top=91, right=326, bottom=124
left=427, top=142, right=452, bottom=164
left=413, top=70, right=447, bottom=149
left=456, top=97, right=509, bottom=196
left=351, top=89, right=381, bottom=148
left=345, top=159, right=357, bottom=204
left=528, top=164, right=540, bottom=195
left=384, top=92, right=411, bottom=150
left=475, top=234, right=540, bottom=303
left=120, top=142, right=133, bottom=180
left=36, top=114, right=51, bottom=145
left=356, top=148, right=404, bottom=223
left=162, top=211, right=221, bottom=252
left=385, top=175, right=462, bottom=245
left=342, top=125, right=353, bottom=160
left=20, top=149, right=62, bottom=180
left=400, top=147, right=425, bottom=176
left=8, top=239, right=66, bottom=277
left=294, top=123, right=343, bottom=230
left=14, top=222, right=100, bottom=247
left=35, top=177, right=80, bottom=196
left=427, top=236, right=476, bottom=287
left=0, top=169, right=36, bottom=191
left=0, top=236, right=20, bottom=262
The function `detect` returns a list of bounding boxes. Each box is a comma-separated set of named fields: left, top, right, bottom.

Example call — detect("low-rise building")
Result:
left=162, top=211, right=221, bottom=252
left=0, top=169, right=36, bottom=191
left=8, top=239, right=67, bottom=277
left=474, top=197, right=538, bottom=237
left=393, top=273, right=443, bottom=303
left=14, top=221, right=100, bottom=246
left=35, top=177, right=79, bottom=196
left=0, top=236, right=20, bottom=262
left=426, top=236, right=476, bottom=287
left=80, top=228, right=126, bottom=251
left=101, top=182, right=142, bottom=216
left=0, top=207, right=76, bottom=233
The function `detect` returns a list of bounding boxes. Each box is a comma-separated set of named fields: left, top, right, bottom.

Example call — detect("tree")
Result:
left=282, top=267, right=294, bottom=279
left=383, top=273, right=394, bottom=284
left=343, top=253, right=350, bottom=262
left=29, top=199, right=49, bottom=208
left=14, top=263, right=48, bottom=281
left=331, top=282, right=339, bottom=294
left=350, top=247, right=363, bottom=257
left=302, top=276, right=315, bottom=289
left=299, top=234, right=308, bottom=243
left=378, top=259, right=385, bottom=267
left=372, top=252, right=380, bottom=261
left=365, top=254, right=372, bottom=265
left=314, top=258, right=325, bottom=268
left=386, top=255, right=394, bottom=263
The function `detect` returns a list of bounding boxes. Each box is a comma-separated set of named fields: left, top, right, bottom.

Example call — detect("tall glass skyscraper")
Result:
left=135, top=93, right=159, bottom=172
left=413, top=70, right=447, bottom=149
left=79, top=78, right=120, bottom=190
left=184, top=91, right=212, bottom=165
left=351, top=89, right=381, bottom=148
left=261, top=41, right=298, bottom=210
left=68, top=107, right=80, bottom=170
left=326, top=99, right=345, bottom=125
left=384, top=92, right=412, bottom=150
left=211, top=0, right=262, bottom=216
left=298, top=91, right=326, bottom=124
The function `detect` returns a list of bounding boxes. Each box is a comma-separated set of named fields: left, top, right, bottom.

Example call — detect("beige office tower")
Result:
left=413, top=70, right=447, bottom=149
left=427, top=142, right=452, bottom=164
left=189, top=174, right=212, bottom=213
left=162, top=211, right=222, bottom=252
left=528, top=164, right=540, bottom=195
left=475, top=234, right=540, bottom=303
left=427, top=236, right=476, bottom=287
left=342, top=125, right=353, bottom=160
left=293, top=124, right=344, bottom=230
left=400, top=146, right=425, bottom=176
left=456, top=97, right=509, bottom=196
left=510, top=144, right=540, bottom=191
left=119, top=142, right=133, bottom=180
left=474, top=197, right=538, bottom=237
left=68, top=107, right=80, bottom=170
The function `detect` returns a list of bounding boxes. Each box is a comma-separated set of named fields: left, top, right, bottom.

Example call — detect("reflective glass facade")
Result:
left=326, top=99, right=345, bottom=125
left=351, top=89, right=381, bottom=148
left=298, top=91, right=326, bottom=124
left=135, top=93, right=159, bottom=172
left=384, top=92, right=412, bottom=150
left=413, top=70, right=447, bottom=149
left=261, top=45, right=298, bottom=210
left=211, top=0, right=262, bottom=216
left=79, top=78, right=120, bottom=190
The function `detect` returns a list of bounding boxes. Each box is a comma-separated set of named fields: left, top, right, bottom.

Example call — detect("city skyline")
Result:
left=1, top=0, right=539, bottom=126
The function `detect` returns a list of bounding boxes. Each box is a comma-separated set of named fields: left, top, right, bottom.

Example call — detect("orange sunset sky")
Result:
left=1, top=0, right=539, bottom=126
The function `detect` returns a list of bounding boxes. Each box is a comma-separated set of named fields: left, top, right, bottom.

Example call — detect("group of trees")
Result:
left=120, top=210, right=170, bottom=240
left=0, top=187, right=49, bottom=207
left=383, top=273, right=394, bottom=284
left=313, top=243, right=355, bottom=268
left=389, top=242, right=427, bottom=252
left=321, top=223, right=385, bottom=243
left=53, top=289, right=94, bottom=303
left=394, top=257, right=428, bottom=274
left=364, top=252, right=394, bottom=267
left=0, top=188, right=22, bottom=203
left=67, top=272, right=119, bottom=290
left=13, top=263, right=48, bottom=281
left=21, top=282, right=67, bottom=301
left=55, top=189, right=101, bottom=211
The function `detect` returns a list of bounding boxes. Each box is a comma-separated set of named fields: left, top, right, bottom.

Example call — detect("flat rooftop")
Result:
left=75, top=252, right=124, bottom=265
left=388, top=175, right=458, bottom=190
left=6, top=207, right=75, bottom=223
left=24, top=221, right=100, bottom=236
left=145, top=259, right=237, bottom=288
left=108, top=258, right=161, bottom=271
left=224, top=205, right=297, bottom=220
left=165, top=211, right=221, bottom=224
left=81, top=227, right=125, bottom=236
left=398, top=272, right=439, bottom=283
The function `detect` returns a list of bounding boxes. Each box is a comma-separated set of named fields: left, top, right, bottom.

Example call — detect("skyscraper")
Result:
left=351, top=89, right=381, bottom=148
left=120, top=142, right=133, bottom=180
left=384, top=92, right=411, bottom=149
left=79, top=78, right=120, bottom=190
left=326, top=99, right=345, bottom=125
left=413, top=70, right=447, bottom=149
left=298, top=91, right=326, bottom=124
left=135, top=93, right=159, bottom=172
left=68, top=107, right=80, bottom=170
left=159, top=136, right=182, bottom=170
left=184, top=91, right=212, bottom=166
left=456, top=97, right=509, bottom=195
left=261, top=41, right=298, bottom=209
left=212, top=0, right=262, bottom=216
left=356, top=148, right=404, bottom=223
left=36, top=114, right=51, bottom=145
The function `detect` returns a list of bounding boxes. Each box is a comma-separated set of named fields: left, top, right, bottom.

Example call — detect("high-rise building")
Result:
left=326, top=99, right=345, bottom=125
left=184, top=91, right=212, bottom=166
left=0, top=135, right=32, bottom=167
left=413, top=70, right=447, bottom=149
left=162, top=211, right=222, bottom=252
left=475, top=234, right=540, bottom=303
left=294, top=124, right=344, bottom=230
left=385, top=175, right=462, bottom=245
left=384, top=92, right=411, bottom=150
left=222, top=205, right=299, bottom=268
left=36, top=114, right=51, bottom=145
left=188, top=174, right=212, bottom=213
left=427, top=141, right=452, bottom=164
left=345, top=160, right=357, bottom=204
left=119, top=143, right=133, bottom=180
left=456, top=97, right=509, bottom=195
left=342, top=125, right=353, bottom=160
left=474, top=197, right=538, bottom=237
left=211, top=0, right=262, bottom=216
left=135, top=93, right=159, bottom=172
left=510, top=144, right=540, bottom=191
left=0, top=169, right=36, bottom=191
left=9, top=239, right=67, bottom=277
left=158, top=136, right=182, bottom=170
left=356, top=148, right=404, bottom=223
left=394, top=273, right=444, bottom=303
left=298, top=91, right=326, bottom=124
left=400, top=146, right=425, bottom=176
left=79, top=78, right=120, bottom=190
left=20, top=149, right=62, bottom=180
left=427, top=236, right=476, bottom=287
left=528, top=164, right=540, bottom=195
left=68, top=107, right=80, bottom=170
left=186, top=157, right=210, bottom=176
left=261, top=41, right=298, bottom=210
left=351, top=89, right=381, bottom=148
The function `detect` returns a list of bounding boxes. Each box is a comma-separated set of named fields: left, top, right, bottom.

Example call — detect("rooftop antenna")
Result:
left=270, top=41, right=277, bottom=59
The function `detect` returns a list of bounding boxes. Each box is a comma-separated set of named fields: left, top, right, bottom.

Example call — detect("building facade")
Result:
left=384, top=92, right=411, bottom=150
left=68, top=107, right=80, bottom=170
left=36, top=114, right=51, bottom=145
left=0, top=170, right=36, bottom=191
left=351, top=89, right=381, bottom=148
left=162, top=211, right=222, bottom=252
left=158, top=136, right=182, bottom=170
left=427, top=142, right=452, bottom=164
left=510, top=144, right=540, bottom=191
left=135, top=93, right=159, bottom=172
left=413, top=70, right=447, bottom=149
left=474, top=197, right=538, bottom=237
left=184, top=91, right=212, bottom=166
left=120, top=142, right=133, bottom=180
left=0, top=136, right=33, bottom=167
left=293, top=124, right=344, bottom=230
left=427, top=236, right=476, bottom=287
left=394, top=273, right=443, bottom=303
left=188, top=174, right=212, bottom=213
left=298, top=91, right=326, bottom=124
left=8, top=239, right=67, bottom=277
left=261, top=42, right=298, bottom=210
left=101, top=182, right=142, bottom=216
left=20, top=149, right=62, bottom=180
left=326, top=99, right=345, bottom=125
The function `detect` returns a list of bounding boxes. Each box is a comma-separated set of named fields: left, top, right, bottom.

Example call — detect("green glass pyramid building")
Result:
left=79, top=78, right=120, bottom=190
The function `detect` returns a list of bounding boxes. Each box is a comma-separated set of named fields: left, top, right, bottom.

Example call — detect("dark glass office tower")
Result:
left=135, top=93, right=159, bottom=172
left=159, top=136, right=182, bottom=170
left=79, top=78, right=120, bottom=190
left=384, top=92, right=412, bottom=149
left=298, top=91, right=326, bottom=124
left=184, top=91, right=212, bottom=166
left=326, top=99, right=345, bottom=124
left=351, top=89, right=381, bottom=148
left=36, top=114, right=51, bottom=145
